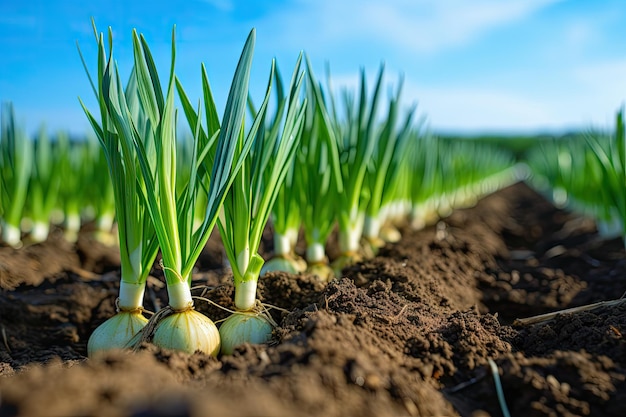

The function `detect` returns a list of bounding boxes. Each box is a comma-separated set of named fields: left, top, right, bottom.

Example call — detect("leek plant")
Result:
left=294, top=58, right=343, bottom=280
left=79, top=24, right=160, bottom=356
left=25, top=127, right=61, bottom=243
left=216, top=56, right=306, bottom=354
left=0, top=103, right=32, bottom=248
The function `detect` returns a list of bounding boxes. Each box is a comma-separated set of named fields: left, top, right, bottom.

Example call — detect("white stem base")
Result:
left=118, top=281, right=146, bottom=310
left=96, top=213, right=115, bottom=233
left=235, top=280, right=258, bottom=311
left=167, top=280, right=193, bottom=311
left=339, top=225, right=362, bottom=254
left=30, top=221, right=50, bottom=243
left=274, top=233, right=292, bottom=257
left=286, top=228, right=299, bottom=249
left=2, top=223, right=21, bottom=247
left=64, top=213, right=81, bottom=242
left=363, top=216, right=381, bottom=240
left=306, top=242, right=326, bottom=264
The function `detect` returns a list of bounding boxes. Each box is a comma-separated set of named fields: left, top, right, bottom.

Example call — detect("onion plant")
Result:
left=362, top=76, right=416, bottom=253
left=374, top=125, right=422, bottom=243
left=79, top=24, right=160, bottom=356
left=216, top=56, right=306, bottom=355
left=151, top=26, right=272, bottom=354
left=56, top=133, right=94, bottom=243
left=525, top=138, right=567, bottom=206
left=329, top=65, right=385, bottom=274
left=524, top=133, right=615, bottom=234
left=292, top=57, right=343, bottom=281
left=405, top=135, right=519, bottom=230
left=132, top=27, right=268, bottom=354
left=0, top=103, right=32, bottom=248
left=260, top=162, right=305, bottom=274
left=258, top=65, right=307, bottom=275
left=407, top=134, right=441, bottom=230
left=585, top=108, right=626, bottom=244
left=25, top=127, right=61, bottom=243
left=86, top=134, right=117, bottom=245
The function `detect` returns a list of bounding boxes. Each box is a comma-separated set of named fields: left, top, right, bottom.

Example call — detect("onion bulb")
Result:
left=152, top=309, right=220, bottom=356
left=380, top=223, right=402, bottom=243
left=87, top=310, right=148, bottom=357
left=331, top=251, right=363, bottom=277
left=306, top=262, right=334, bottom=282
left=219, top=312, right=273, bottom=355
left=261, top=254, right=306, bottom=275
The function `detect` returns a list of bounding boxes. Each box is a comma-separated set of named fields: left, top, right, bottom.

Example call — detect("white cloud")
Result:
left=574, top=60, right=626, bottom=94
left=322, top=68, right=623, bottom=134
left=571, top=59, right=626, bottom=123
left=353, top=0, right=562, bottom=53
left=415, top=85, right=559, bottom=133
left=262, top=0, right=562, bottom=54
left=405, top=76, right=624, bottom=134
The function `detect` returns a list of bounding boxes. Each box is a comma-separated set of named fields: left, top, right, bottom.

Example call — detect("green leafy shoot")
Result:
left=295, top=56, right=343, bottom=271
left=78, top=23, right=159, bottom=289
left=172, top=28, right=273, bottom=291
left=0, top=103, right=33, bottom=247
left=362, top=75, right=416, bottom=247
left=585, top=108, right=626, bottom=243
left=248, top=62, right=307, bottom=275
left=218, top=55, right=306, bottom=311
left=26, top=126, right=61, bottom=243
left=86, top=134, right=116, bottom=244
left=56, top=134, right=94, bottom=242
left=332, top=64, right=385, bottom=256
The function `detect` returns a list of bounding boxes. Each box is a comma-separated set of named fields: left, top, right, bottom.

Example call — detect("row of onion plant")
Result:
left=261, top=65, right=521, bottom=280
left=81, top=21, right=310, bottom=356
left=0, top=104, right=116, bottom=248
left=525, top=108, right=626, bottom=243
left=4, top=22, right=523, bottom=355
left=585, top=108, right=626, bottom=244
left=525, top=111, right=624, bottom=238
left=0, top=103, right=31, bottom=247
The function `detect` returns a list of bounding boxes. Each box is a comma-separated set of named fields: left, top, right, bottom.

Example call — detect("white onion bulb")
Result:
left=88, top=311, right=148, bottom=357
left=152, top=309, right=220, bottom=356
left=219, top=312, right=273, bottom=355
left=261, top=256, right=303, bottom=275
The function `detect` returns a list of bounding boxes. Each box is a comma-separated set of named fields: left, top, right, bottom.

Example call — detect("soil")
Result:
left=1, top=181, right=625, bottom=417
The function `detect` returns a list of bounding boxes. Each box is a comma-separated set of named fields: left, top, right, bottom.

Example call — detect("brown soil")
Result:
left=1, top=182, right=625, bottom=417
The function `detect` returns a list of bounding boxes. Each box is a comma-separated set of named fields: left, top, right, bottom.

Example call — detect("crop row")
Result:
left=0, top=24, right=537, bottom=356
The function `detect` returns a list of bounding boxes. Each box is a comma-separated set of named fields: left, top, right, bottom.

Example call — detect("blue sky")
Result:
left=1, top=0, right=625, bottom=136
